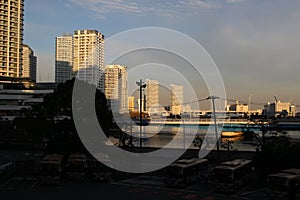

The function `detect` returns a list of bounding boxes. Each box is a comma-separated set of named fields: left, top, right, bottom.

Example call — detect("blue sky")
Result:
left=24, top=0, right=300, bottom=106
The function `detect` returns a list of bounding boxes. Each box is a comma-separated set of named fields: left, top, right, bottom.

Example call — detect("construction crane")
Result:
left=274, top=96, right=278, bottom=103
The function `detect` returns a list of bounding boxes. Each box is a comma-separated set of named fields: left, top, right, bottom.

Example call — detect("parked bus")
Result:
left=165, top=158, right=208, bottom=187
left=89, top=153, right=113, bottom=181
left=66, top=153, right=87, bottom=180
left=281, top=168, right=300, bottom=175
left=267, top=168, right=300, bottom=198
left=38, top=154, right=64, bottom=185
left=293, top=176, right=300, bottom=199
left=212, top=159, right=253, bottom=192
left=0, top=162, right=15, bottom=185
left=268, top=172, right=299, bottom=191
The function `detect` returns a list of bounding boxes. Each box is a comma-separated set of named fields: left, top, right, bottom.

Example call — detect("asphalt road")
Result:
left=0, top=175, right=274, bottom=200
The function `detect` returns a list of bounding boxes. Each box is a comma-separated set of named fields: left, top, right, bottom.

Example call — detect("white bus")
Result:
left=66, top=153, right=87, bottom=180
left=212, top=159, right=253, bottom=192
left=38, top=154, right=64, bottom=185
left=165, top=158, right=208, bottom=187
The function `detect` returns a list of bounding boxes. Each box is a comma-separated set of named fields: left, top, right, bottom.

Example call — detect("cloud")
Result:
left=67, top=0, right=222, bottom=18
left=225, top=0, right=246, bottom=3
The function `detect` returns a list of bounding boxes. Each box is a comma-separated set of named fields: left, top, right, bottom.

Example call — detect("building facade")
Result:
left=0, top=78, right=53, bottom=121
left=264, top=101, right=296, bottom=117
left=128, top=96, right=135, bottom=111
left=55, top=34, right=73, bottom=84
left=73, top=30, right=104, bottom=89
left=145, top=79, right=159, bottom=114
left=22, top=44, right=36, bottom=81
left=226, top=102, right=249, bottom=113
left=0, top=0, right=24, bottom=78
left=104, top=65, right=128, bottom=113
left=170, top=84, right=183, bottom=115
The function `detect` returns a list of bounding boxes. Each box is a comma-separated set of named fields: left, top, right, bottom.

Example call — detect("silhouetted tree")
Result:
left=221, top=139, right=234, bottom=160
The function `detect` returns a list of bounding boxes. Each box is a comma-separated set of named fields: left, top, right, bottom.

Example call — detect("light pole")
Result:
left=183, top=119, right=186, bottom=150
left=207, top=96, right=220, bottom=152
left=248, top=94, right=253, bottom=118
left=136, top=79, right=146, bottom=152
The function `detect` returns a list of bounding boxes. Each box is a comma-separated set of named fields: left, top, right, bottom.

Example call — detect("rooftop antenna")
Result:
left=289, top=97, right=293, bottom=103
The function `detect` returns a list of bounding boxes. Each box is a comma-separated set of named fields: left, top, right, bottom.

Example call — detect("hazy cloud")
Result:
left=225, top=0, right=246, bottom=3
left=67, top=0, right=223, bottom=18
left=204, top=20, right=300, bottom=104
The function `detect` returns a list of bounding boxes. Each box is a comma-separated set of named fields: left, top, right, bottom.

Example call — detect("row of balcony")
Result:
left=0, top=0, right=24, bottom=7
left=0, top=22, right=19, bottom=27
left=0, top=41, right=18, bottom=45
left=0, top=49, right=19, bottom=53
left=0, top=69, right=18, bottom=73
left=1, top=59, right=18, bottom=63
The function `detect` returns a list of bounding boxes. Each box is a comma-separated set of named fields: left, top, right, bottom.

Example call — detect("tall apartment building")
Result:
left=73, top=30, right=104, bottom=89
left=55, top=34, right=73, bottom=83
left=0, top=0, right=24, bottom=77
left=22, top=44, right=36, bottom=81
left=104, top=65, right=128, bottom=113
left=128, top=96, right=135, bottom=111
left=170, top=84, right=183, bottom=115
left=146, top=79, right=159, bottom=113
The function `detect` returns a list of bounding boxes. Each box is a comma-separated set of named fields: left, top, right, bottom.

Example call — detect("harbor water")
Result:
left=126, top=124, right=300, bottom=151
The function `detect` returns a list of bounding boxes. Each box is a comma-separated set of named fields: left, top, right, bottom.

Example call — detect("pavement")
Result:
left=0, top=150, right=282, bottom=200
left=0, top=174, right=276, bottom=200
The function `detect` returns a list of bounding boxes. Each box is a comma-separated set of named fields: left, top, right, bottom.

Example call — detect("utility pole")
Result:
left=136, top=79, right=146, bottom=153
left=207, top=96, right=220, bottom=153
left=248, top=94, right=253, bottom=118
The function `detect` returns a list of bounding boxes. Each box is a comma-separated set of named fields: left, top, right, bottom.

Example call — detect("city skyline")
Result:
left=23, top=0, right=300, bottom=106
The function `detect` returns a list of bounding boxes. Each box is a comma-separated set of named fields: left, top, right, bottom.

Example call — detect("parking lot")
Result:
left=0, top=173, right=277, bottom=200
left=0, top=150, right=293, bottom=200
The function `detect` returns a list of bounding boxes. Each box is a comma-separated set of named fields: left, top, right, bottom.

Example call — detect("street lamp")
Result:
left=136, top=79, right=146, bottom=152
left=207, top=96, right=220, bottom=155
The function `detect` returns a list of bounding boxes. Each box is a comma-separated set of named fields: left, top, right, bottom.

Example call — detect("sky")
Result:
left=23, top=0, right=300, bottom=107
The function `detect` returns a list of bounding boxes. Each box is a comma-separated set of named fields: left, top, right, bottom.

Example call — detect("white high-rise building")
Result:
left=22, top=44, right=37, bottom=82
left=0, top=0, right=24, bottom=77
left=73, top=30, right=104, bottom=89
left=170, top=84, right=183, bottom=115
left=55, top=34, right=73, bottom=83
left=146, top=79, right=159, bottom=113
left=104, top=65, right=128, bottom=113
